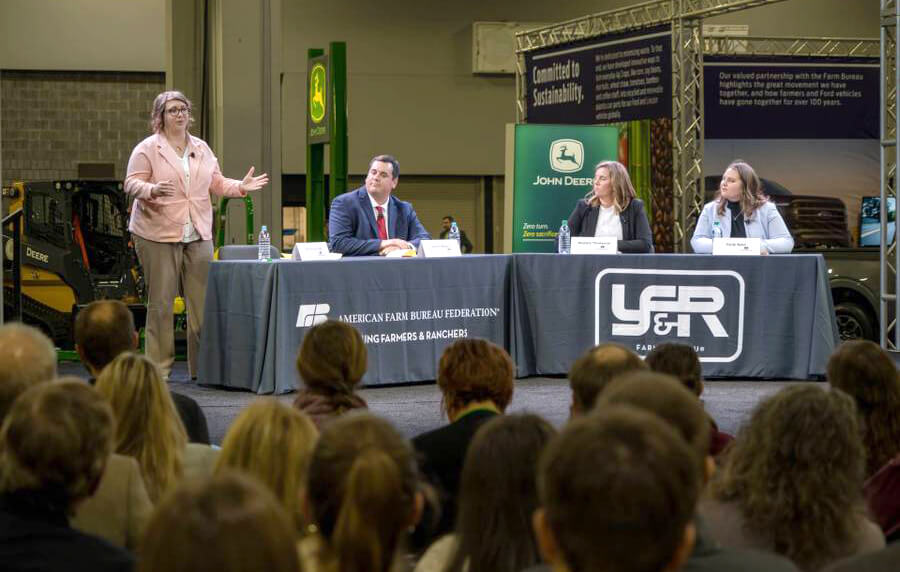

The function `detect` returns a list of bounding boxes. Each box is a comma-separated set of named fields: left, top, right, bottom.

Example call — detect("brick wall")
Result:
left=1, top=70, right=165, bottom=187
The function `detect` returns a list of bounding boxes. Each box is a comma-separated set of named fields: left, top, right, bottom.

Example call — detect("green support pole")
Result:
left=329, top=42, right=348, bottom=203
left=306, top=47, right=326, bottom=242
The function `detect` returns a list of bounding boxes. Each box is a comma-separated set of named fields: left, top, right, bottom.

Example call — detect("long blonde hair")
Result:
left=583, top=160, right=636, bottom=212
left=95, top=352, right=186, bottom=501
left=215, top=399, right=318, bottom=533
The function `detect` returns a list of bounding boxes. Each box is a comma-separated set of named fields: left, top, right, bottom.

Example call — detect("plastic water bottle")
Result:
left=257, top=225, right=271, bottom=261
left=712, top=221, right=724, bottom=239
left=558, top=220, right=571, bottom=254
left=448, top=222, right=461, bottom=247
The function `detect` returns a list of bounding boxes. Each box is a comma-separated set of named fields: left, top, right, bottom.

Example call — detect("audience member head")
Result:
left=0, top=378, right=113, bottom=512
left=645, top=343, right=703, bottom=396
left=0, top=323, right=57, bottom=421
left=597, top=371, right=712, bottom=480
left=74, top=300, right=138, bottom=376
left=216, top=399, right=318, bottom=532
left=95, top=351, right=186, bottom=501
left=827, top=339, right=900, bottom=476
left=139, top=471, right=301, bottom=572
left=534, top=405, right=700, bottom=572
left=448, top=413, right=556, bottom=572
left=711, top=384, right=865, bottom=570
left=306, top=413, right=422, bottom=572
left=568, top=343, right=646, bottom=416
left=437, top=338, right=514, bottom=419
left=295, top=320, right=367, bottom=408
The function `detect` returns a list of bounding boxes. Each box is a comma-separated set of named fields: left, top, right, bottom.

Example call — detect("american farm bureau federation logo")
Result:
left=549, top=139, right=584, bottom=173
left=309, top=63, right=327, bottom=124
left=297, top=303, right=330, bottom=327
left=595, top=269, right=745, bottom=362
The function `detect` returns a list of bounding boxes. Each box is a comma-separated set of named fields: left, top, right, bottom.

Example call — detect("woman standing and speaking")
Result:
left=125, top=90, right=269, bottom=380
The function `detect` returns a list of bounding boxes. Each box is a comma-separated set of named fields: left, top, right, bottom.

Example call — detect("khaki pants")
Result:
left=133, top=236, right=213, bottom=379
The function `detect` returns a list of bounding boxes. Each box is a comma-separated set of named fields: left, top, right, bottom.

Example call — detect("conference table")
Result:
left=198, top=253, right=838, bottom=394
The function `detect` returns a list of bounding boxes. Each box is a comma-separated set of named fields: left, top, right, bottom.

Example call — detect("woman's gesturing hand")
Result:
left=240, top=166, right=270, bottom=193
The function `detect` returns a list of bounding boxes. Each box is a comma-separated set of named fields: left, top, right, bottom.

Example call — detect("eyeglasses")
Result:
left=166, top=107, right=190, bottom=117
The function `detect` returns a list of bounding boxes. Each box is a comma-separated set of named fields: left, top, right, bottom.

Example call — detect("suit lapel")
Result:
left=359, top=188, right=379, bottom=238
left=388, top=197, right=400, bottom=239
left=584, top=205, right=600, bottom=237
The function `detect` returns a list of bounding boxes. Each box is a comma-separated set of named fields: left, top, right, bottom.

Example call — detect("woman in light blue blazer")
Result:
left=691, top=160, right=794, bottom=254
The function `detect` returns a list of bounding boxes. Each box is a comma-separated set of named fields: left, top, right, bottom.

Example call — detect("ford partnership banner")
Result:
left=512, top=124, right=618, bottom=252
left=525, top=25, right=672, bottom=124
left=705, top=56, right=878, bottom=139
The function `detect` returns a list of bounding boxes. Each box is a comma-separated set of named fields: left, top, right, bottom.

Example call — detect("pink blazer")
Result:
left=124, top=133, right=246, bottom=242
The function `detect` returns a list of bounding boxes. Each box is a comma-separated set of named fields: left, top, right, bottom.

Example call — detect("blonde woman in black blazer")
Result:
left=566, top=160, right=654, bottom=253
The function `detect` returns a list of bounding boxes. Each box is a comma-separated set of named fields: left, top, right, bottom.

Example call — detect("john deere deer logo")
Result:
left=309, top=63, right=327, bottom=124
left=549, top=139, right=584, bottom=173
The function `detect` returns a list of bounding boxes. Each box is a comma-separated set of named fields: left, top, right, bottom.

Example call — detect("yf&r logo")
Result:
left=549, top=139, right=584, bottom=173
left=594, top=269, right=745, bottom=362
left=296, top=303, right=330, bottom=327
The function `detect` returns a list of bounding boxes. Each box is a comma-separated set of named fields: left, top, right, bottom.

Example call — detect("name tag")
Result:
left=712, top=237, right=761, bottom=256
left=292, top=242, right=342, bottom=261
left=571, top=236, right=618, bottom=254
left=417, top=239, right=462, bottom=258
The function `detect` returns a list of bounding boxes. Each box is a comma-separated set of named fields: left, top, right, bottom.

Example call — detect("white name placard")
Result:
left=571, top=236, right=618, bottom=254
left=712, top=237, right=762, bottom=256
left=416, top=239, right=462, bottom=258
left=292, top=242, right=342, bottom=261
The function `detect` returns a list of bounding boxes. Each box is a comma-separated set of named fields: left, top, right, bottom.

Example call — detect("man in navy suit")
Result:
left=328, top=155, right=430, bottom=256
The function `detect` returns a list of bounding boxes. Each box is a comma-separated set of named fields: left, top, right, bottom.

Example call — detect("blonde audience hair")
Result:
left=215, top=399, right=318, bottom=532
left=95, top=352, right=186, bottom=501
left=306, top=413, right=420, bottom=572
left=139, top=471, right=301, bottom=572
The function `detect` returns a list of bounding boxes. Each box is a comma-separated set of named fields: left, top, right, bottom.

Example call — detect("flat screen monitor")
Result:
left=860, top=196, right=896, bottom=246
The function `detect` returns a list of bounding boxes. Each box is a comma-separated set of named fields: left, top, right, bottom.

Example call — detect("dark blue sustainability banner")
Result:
left=525, top=25, right=672, bottom=124
left=704, top=56, right=878, bottom=139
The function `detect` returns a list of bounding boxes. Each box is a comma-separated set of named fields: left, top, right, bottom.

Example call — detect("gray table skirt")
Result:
left=199, top=253, right=837, bottom=393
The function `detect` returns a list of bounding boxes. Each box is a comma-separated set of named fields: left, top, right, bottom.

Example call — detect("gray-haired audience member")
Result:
left=75, top=300, right=210, bottom=444
left=0, top=322, right=57, bottom=421
left=0, top=379, right=134, bottom=571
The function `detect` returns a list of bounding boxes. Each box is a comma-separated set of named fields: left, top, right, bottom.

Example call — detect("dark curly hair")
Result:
left=827, top=339, right=900, bottom=477
left=710, top=385, right=866, bottom=571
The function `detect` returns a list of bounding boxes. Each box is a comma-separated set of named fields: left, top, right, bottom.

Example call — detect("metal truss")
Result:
left=515, top=0, right=785, bottom=54
left=514, top=0, right=786, bottom=251
left=673, top=18, right=705, bottom=250
left=882, top=0, right=898, bottom=350
left=705, top=36, right=880, bottom=58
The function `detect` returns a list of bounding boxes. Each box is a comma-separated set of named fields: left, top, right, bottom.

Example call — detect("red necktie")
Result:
left=376, top=206, right=388, bottom=240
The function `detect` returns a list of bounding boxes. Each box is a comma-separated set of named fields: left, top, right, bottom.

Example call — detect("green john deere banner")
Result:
left=512, top=124, right=618, bottom=252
